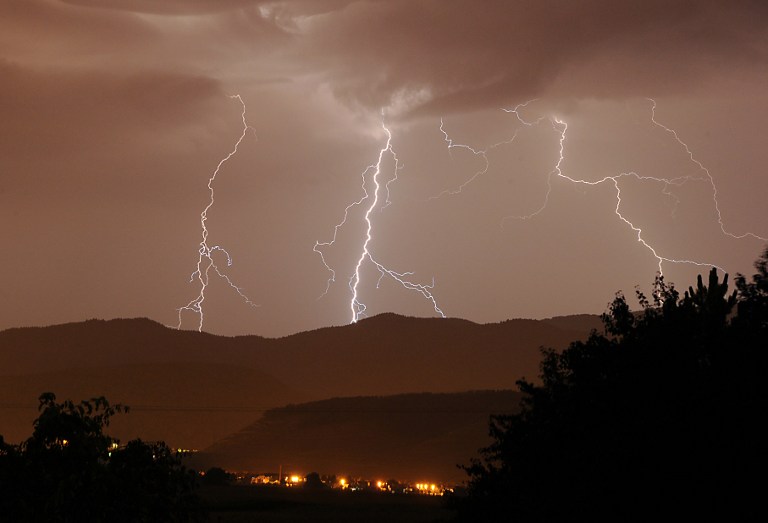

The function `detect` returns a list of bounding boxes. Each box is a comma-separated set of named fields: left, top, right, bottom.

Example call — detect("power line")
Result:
left=0, top=403, right=511, bottom=414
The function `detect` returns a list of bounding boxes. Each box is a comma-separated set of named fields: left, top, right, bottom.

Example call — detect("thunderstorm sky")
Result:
left=1, top=0, right=767, bottom=336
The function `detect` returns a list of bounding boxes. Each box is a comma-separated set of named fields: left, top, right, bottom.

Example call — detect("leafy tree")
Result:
left=304, top=471, right=325, bottom=489
left=453, top=250, right=768, bottom=521
left=201, top=466, right=233, bottom=486
left=0, top=393, right=201, bottom=522
left=734, top=245, right=768, bottom=333
left=106, top=440, right=201, bottom=521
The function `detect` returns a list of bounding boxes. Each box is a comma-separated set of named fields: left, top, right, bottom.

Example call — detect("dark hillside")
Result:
left=0, top=313, right=597, bottom=448
left=191, top=390, right=523, bottom=482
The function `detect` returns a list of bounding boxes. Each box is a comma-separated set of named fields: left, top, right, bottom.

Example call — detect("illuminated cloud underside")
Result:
left=1, top=0, right=766, bottom=336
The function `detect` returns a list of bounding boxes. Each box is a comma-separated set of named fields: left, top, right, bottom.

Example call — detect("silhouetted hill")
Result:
left=253, top=313, right=601, bottom=397
left=0, top=362, right=300, bottom=448
left=189, top=390, right=523, bottom=483
left=0, top=317, right=261, bottom=374
left=0, top=314, right=599, bottom=448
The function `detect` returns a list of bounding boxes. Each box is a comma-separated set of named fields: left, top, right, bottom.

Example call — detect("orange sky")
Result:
left=1, top=0, right=767, bottom=336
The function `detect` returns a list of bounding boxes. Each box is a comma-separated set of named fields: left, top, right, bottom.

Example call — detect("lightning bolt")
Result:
left=314, top=113, right=445, bottom=323
left=501, top=98, right=547, bottom=127
left=647, top=99, right=767, bottom=242
left=438, top=98, right=764, bottom=277
left=429, top=121, right=522, bottom=200
left=177, top=94, right=258, bottom=332
left=428, top=99, right=546, bottom=200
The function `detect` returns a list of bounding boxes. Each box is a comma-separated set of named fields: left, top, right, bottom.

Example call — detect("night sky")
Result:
left=1, top=0, right=767, bottom=337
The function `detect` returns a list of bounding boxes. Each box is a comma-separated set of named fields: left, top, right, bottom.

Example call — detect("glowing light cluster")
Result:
left=177, top=95, right=258, bottom=332
left=314, top=114, right=445, bottom=323
left=415, top=482, right=440, bottom=494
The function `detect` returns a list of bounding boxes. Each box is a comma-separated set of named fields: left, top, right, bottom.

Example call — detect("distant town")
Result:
left=162, top=447, right=459, bottom=495
left=208, top=467, right=455, bottom=496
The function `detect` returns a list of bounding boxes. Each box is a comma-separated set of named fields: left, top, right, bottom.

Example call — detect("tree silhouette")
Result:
left=0, top=393, right=201, bottom=522
left=734, top=246, right=768, bottom=332
left=453, top=249, right=768, bottom=521
left=201, top=466, right=232, bottom=486
left=304, top=471, right=326, bottom=489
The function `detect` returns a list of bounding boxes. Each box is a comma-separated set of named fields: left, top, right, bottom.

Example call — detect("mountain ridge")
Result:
left=0, top=313, right=601, bottom=449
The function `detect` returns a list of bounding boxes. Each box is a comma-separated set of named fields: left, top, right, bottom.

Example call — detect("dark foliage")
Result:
left=453, top=248, right=768, bottom=521
left=201, top=467, right=233, bottom=487
left=0, top=393, right=202, bottom=522
left=304, top=472, right=326, bottom=489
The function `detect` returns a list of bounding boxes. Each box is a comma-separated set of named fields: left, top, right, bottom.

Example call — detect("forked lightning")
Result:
left=437, top=98, right=765, bottom=276
left=315, top=116, right=445, bottom=323
left=177, top=95, right=258, bottom=332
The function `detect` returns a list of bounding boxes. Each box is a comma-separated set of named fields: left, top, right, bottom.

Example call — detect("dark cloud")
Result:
left=0, top=0, right=158, bottom=62
left=61, top=0, right=260, bottom=15
left=271, top=0, right=768, bottom=115
left=0, top=61, right=222, bottom=164
left=0, top=0, right=766, bottom=337
left=1, top=1, right=287, bottom=73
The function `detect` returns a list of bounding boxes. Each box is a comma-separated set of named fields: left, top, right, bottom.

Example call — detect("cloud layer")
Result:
left=1, top=1, right=766, bottom=336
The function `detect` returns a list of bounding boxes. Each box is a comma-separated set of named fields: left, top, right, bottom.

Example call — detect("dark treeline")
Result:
left=0, top=394, right=201, bottom=522
left=452, top=247, right=768, bottom=521
left=3, top=249, right=767, bottom=521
